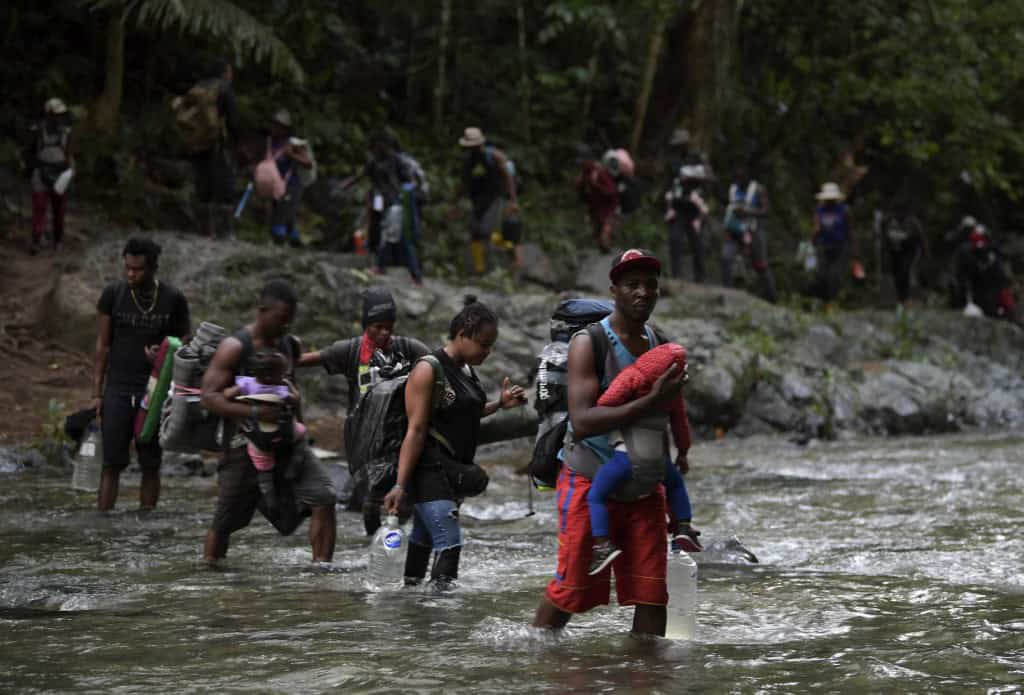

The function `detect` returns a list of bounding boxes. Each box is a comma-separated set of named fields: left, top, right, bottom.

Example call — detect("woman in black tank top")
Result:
left=384, top=297, right=527, bottom=589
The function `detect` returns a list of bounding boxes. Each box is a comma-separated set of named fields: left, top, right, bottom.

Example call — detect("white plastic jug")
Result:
left=365, top=514, right=406, bottom=591
left=665, top=546, right=698, bottom=639
left=71, top=425, right=102, bottom=492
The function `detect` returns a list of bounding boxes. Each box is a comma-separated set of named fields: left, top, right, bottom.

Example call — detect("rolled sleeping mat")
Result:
left=134, top=336, right=181, bottom=443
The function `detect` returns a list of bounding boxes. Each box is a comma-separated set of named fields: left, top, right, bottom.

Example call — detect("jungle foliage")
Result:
left=3, top=0, right=1024, bottom=279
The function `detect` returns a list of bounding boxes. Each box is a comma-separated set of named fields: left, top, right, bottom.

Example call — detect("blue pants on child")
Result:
left=587, top=453, right=691, bottom=538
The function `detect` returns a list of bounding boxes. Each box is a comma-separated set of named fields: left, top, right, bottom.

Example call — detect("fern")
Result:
left=82, top=0, right=305, bottom=84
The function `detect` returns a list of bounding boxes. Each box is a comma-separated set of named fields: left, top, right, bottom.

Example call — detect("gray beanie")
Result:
left=362, top=287, right=397, bottom=327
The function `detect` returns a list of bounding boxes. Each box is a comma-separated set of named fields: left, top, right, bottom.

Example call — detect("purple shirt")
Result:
left=234, top=376, right=290, bottom=400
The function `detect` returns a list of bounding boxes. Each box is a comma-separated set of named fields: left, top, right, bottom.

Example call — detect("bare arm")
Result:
left=567, top=333, right=684, bottom=440
left=297, top=350, right=323, bottom=368
left=201, top=337, right=273, bottom=421
left=383, top=361, right=435, bottom=512
left=92, top=313, right=112, bottom=411
left=483, top=377, right=527, bottom=417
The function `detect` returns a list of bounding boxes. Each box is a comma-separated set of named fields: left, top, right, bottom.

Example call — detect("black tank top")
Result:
left=412, top=347, right=486, bottom=502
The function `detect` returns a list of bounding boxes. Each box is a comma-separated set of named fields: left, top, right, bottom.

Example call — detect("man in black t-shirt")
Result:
left=93, top=238, right=190, bottom=511
left=201, top=279, right=337, bottom=564
left=298, top=287, right=428, bottom=534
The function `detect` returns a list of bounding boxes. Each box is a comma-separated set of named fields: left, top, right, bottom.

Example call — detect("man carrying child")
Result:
left=532, top=249, right=691, bottom=636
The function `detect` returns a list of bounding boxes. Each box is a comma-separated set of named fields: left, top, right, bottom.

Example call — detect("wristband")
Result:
left=393, top=483, right=406, bottom=492
left=251, top=404, right=259, bottom=420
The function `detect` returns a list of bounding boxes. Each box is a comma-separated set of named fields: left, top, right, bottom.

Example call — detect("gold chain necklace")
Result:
left=130, top=280, right=160, bottom=315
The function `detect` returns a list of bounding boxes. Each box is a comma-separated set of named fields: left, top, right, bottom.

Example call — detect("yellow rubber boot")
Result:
left=470, top=240, right=487, bottom=274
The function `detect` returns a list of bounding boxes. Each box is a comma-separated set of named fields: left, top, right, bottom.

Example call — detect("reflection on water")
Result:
left=2, top=432, right=1023, bottom=693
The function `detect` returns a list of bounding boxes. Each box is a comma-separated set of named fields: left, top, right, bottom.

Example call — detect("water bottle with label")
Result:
left=365, top=514, right=406, bottom=591
left=71, top=424, right=103, bottom=492
left=665, top=542, right=698, bottom=640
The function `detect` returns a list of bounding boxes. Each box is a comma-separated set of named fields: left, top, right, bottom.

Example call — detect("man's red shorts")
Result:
left=545, top=465, right=668, bottom=614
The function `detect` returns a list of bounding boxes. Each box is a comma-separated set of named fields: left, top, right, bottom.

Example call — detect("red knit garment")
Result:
left=597, top=342, right=691, bottom=453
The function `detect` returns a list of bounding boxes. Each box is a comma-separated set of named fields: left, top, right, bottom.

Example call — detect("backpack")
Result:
left=343, top=354, right=448, bottom=496
left=159, top=321, right=229, bottom=452
left=158, top=324, right=299, bottom=453
left=528, top=299, right=613, bottom=489
left=724, top=181, right=759, bottom=240
left=172, top=80, right=223, bottom=154
left=291, top=138, right=318, bottom=188
left=254, top=139, right=291, bottom=200
left=603, top=149, right=641, bottom=214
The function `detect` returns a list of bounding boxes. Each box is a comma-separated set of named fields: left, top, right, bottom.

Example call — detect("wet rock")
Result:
left=0, top=447, right=24, bottom=473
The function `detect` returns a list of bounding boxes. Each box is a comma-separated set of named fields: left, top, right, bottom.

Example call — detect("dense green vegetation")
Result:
left=4, top=1, right=1024, bottom=291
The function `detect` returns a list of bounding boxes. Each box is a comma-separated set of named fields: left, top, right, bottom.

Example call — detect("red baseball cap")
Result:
left=609, top=248, right=661, bottom=282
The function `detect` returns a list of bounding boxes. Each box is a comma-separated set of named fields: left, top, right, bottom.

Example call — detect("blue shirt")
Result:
left=563, top=317, right=657, bottom=464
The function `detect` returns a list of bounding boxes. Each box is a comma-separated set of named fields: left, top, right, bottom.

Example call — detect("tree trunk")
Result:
left=433, top=0, right=452, bottom=133
left=517, top=0, right=531, bottom=145
left=580, top=34, right=604, bottom=141
left=680, top=0, right=741, bottom=161
left=405, top=10, right=419, bottom=123
left=630, top=7, right=672, bottom=154
left=92, top=7, right=127, bottom=137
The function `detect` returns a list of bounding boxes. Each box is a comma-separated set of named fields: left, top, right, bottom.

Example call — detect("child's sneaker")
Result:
left=672, top=526, right=703, bottom=553
left=588, top=539, right=622, bottom=575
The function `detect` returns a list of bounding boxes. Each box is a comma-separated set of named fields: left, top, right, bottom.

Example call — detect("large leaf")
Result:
left=82, top=0, right=305, bottom=84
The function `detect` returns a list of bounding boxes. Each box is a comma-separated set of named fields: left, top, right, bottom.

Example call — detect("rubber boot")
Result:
left=430, top=545, right=461, bottom=591
left=469, top=240, right=487, bottom=274
left=404, top=541, right=432, bottom=586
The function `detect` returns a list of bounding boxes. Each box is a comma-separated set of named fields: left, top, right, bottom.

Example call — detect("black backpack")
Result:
left=617, top=174, right=643, bottom=215
left=528, top=299, right=613, bottom=489
left=344, top=354, right=447, bottom=496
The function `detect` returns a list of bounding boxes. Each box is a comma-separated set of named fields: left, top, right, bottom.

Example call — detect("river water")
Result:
left=2, top=431, right=1022, bottom=693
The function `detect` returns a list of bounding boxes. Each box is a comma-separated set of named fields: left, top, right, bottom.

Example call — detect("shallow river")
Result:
left=2, top=432, right=1022, bottom=693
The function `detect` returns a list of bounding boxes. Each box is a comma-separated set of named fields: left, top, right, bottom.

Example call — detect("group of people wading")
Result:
left=91, top=236, right=690, bottom=635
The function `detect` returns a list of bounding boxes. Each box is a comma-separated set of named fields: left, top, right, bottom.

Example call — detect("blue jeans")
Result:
left=409, top=499, right=462, bottom=551
left=587, top=453, right=691, bottom=537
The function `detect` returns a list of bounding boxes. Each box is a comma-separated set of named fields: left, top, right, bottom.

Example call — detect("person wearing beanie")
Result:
left=298, top=286, right=428, bottom=534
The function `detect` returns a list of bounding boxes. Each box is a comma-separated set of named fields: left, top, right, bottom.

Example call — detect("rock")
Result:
left=685, top=343, right=760, bottom=428
left=575, top=248, right=618, bottom=293
left=517, top=243, right=562, bottom=289
left=855, top=361, right=968, bottom=434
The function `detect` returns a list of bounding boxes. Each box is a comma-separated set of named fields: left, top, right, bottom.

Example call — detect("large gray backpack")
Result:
left=159, top=321, right=228, bottom=452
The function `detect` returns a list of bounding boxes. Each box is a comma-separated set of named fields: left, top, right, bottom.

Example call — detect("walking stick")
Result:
left=234, top=181, right=253, bottom=219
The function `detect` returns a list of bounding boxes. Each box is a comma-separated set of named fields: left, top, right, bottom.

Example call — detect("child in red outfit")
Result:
left=587, top=342, right=701, bottom=575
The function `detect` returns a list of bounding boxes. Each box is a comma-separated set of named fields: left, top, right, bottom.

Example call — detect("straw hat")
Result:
left=459, top=126, right=486, bottom=148
left=45, top=98, right=68, bottom=115
left=669, top=128, right=691, bottom=146
left=270, top=109, right=292, bottom=129
left=815, top=182, right=844, bottom=201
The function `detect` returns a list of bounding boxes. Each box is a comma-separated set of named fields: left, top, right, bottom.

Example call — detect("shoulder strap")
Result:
left=347, top=335, right=361, bottom=370
left=583, top=322, right=610, bottom=389
left=419, top=354, right=455, bottom=455
left=284, top=334, right=300, bottom=376
left=236, top=328, right=254, bottom=376
left=419, top=354, right=448, bottom=413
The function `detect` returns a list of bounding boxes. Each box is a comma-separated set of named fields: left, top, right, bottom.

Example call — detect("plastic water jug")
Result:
left=665, top=545, right=698, bottom=639
left=71, top=425, right=103, bottom=493
left=366, top=514, right=406, bottom=591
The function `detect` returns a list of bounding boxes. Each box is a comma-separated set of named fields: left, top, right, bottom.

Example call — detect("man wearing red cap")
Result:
left=533, top=249, right=688, bottom=636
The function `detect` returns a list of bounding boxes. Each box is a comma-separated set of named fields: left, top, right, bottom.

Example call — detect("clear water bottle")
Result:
left=365, top=514, right=406, bottom=591
left=665, top=543, right=698, bottom=639
left=71, top=424, right=103, bottom=492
